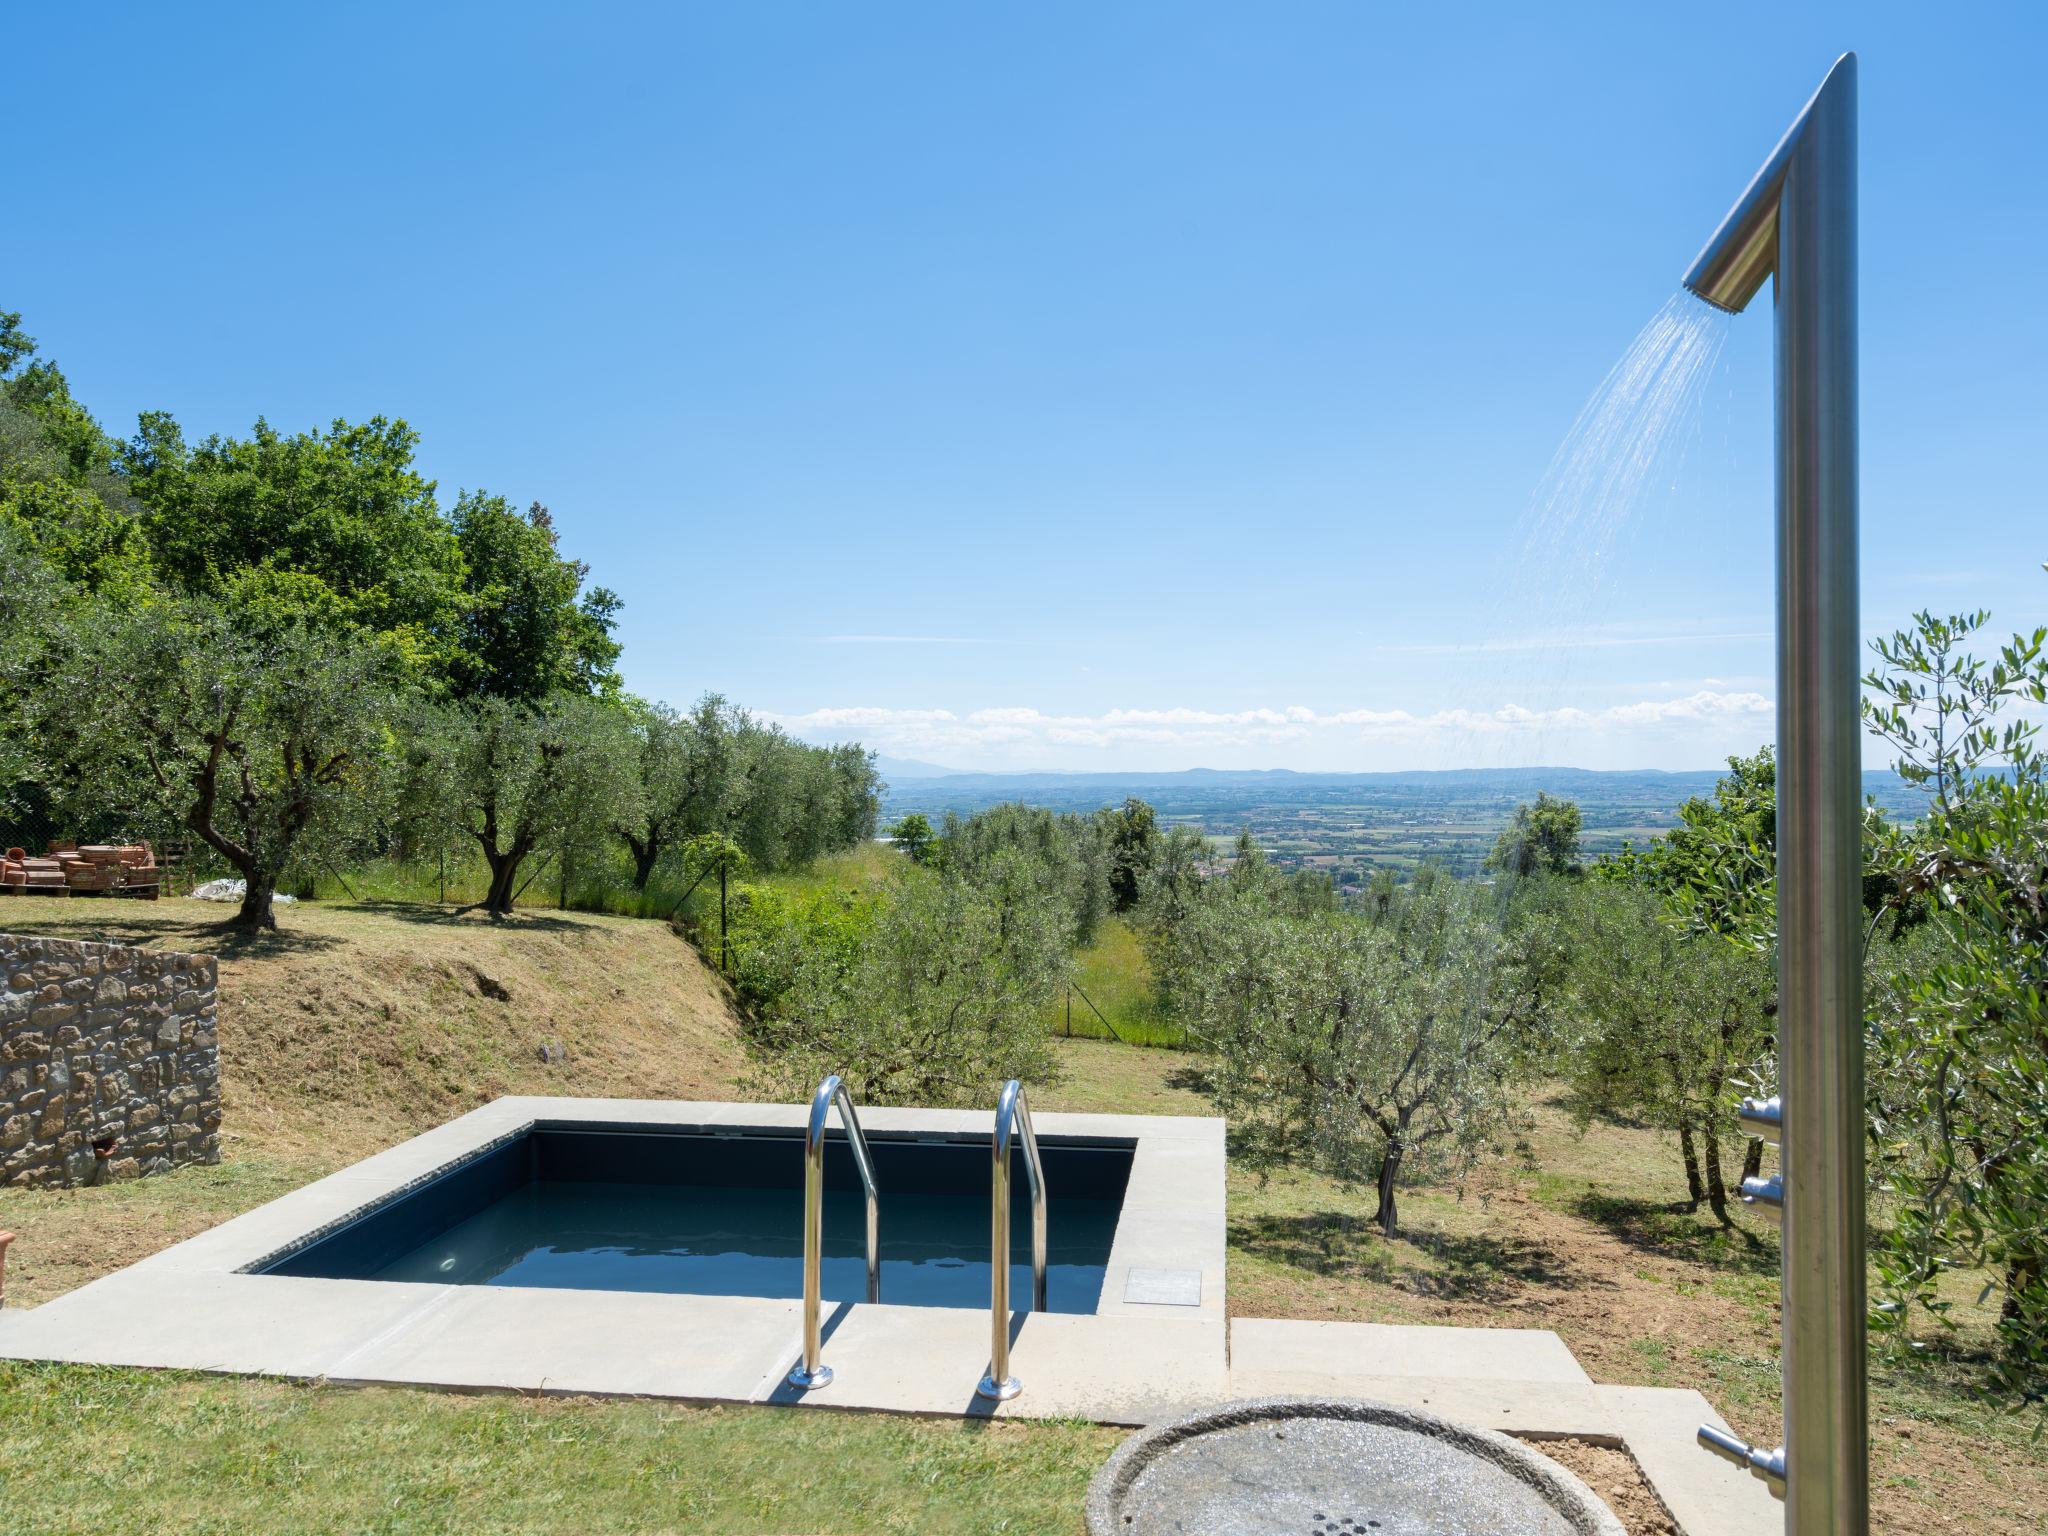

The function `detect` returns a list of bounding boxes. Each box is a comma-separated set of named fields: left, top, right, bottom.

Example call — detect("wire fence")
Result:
left=1053, top=978, right=1190, bottom=1050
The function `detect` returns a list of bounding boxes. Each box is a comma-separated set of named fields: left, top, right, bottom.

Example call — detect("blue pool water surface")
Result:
left=260, top=1127, right=1132, bottom=1314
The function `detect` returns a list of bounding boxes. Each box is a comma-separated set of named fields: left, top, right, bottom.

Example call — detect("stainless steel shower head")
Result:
left=1678, top=49, right=1867, bottom=1536
left=1684, top=53, right=1856, bottom=313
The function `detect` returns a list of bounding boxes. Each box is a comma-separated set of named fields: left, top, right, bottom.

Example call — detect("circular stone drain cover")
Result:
left=1084, top=1398, right=1627, bottom=1536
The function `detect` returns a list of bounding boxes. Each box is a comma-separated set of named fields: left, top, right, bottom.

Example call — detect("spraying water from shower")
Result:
left=1517, top=293, right=1728, bottom=603
left=1415, top=295, right=1733, bottom=773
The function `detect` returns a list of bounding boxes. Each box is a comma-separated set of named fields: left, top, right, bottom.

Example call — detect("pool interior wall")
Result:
left=257, top=1125, right=1135, bottom=1315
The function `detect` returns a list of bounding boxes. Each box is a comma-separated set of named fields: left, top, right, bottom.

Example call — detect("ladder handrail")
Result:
left=786, top=1073, right=880, bottom=1391
left=976, top=1078, right=1046, bottom=1401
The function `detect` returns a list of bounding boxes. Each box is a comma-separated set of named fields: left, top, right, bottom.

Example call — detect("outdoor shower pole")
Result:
left=1683, top=53, right=1865, bottom=1536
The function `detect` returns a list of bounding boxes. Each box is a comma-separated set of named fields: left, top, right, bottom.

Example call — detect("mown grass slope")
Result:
left=0, top=897, right=746, bottom=1305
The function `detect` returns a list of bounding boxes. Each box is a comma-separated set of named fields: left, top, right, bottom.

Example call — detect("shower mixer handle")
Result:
left=1698, top=1425, right=1788, bottom=1498
left=1738, top=1094, right=1783, bottom=1146
left=1740, top=1172, right=1785, bottom=1224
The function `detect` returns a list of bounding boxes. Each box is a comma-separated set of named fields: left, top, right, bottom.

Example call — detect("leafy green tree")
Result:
left=122, top=412, right=467, bottom=667
left=743, top=865, right=1064, bottom=1106
left=446, top=493, right=620, bottom=701
left=1, top=316, right=122, bottom=488
left=936, top=802, right=1110, bottom=947
left=1560, top=883, right=1774, bottom=1223
left=1862, top=600, right=2048, bottom=1386
left=0, top=317, right=149, bottom=596
left=0, top=312, right=33, bottom=379
left=0, top=476, right=151, bottom=594
left=0, top=523, right=68, bottom=804
left=43, top=595, right=401, bottom=930
left=1486, top=791, right=1582, bottom=878
left=1099, top=796, right=1160, bottom=911
left=889, top=812, right=934, bottom=863
left=1601, top=749, right=1779, bottom=944
left=1168, top=868, right=1564, bottom=1234
left=397, top=694, right=637, bottom=918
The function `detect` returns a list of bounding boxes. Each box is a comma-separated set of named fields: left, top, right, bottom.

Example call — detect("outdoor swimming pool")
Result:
left=258, top=1125, right=1134, bottom=1314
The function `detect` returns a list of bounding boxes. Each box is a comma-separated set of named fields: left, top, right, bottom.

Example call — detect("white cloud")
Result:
left=770, top=691, right=1774, bottom=767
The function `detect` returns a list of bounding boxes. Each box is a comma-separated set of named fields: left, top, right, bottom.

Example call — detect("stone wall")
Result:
left=0, top=932, right=221, bottom=1187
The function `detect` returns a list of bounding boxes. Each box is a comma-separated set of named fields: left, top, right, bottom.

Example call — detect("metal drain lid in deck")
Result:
left=1085, top=1398, right=1626, bottom=1536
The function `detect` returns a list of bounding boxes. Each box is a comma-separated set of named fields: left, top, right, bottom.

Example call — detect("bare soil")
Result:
left=1524, top=1439, right=1676, bottom=1536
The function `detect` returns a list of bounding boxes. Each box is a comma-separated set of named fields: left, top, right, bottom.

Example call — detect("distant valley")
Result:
left=880, top=764, right=1929, bottom=884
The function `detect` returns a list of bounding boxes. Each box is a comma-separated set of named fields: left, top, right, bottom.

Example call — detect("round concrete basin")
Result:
left=1084, top=1398, right=1627, bottom=1536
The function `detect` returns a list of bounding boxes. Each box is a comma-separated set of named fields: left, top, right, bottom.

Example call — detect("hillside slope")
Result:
left=0, top=897, right=749, bottom=1303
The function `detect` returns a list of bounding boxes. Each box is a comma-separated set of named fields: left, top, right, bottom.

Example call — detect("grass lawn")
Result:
left=0, top=1363, right=1120, bottom=1536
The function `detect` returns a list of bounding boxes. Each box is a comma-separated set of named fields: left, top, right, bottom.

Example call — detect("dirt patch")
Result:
left=464, top=963, right=513, bottom=1002
left=1520, top=1438, right=1674, bottom=1536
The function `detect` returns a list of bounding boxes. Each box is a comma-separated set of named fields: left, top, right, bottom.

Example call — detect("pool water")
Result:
left=260, top=1126, right=1132, bottom=1314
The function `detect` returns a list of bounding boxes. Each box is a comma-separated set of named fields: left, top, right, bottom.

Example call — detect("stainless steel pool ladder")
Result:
left=786, top=1074, right=880, bottom=1392
left=975, top=1078, right=1046, bottom=1402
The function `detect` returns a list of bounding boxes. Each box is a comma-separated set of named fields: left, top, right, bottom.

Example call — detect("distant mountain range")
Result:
left=878, top=762, right=1922, bottom=805
left=869, top=755, right=967, bottom=780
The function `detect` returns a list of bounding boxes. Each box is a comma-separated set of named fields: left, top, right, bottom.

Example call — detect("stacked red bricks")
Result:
left=0, top=842, right=159, bottom=899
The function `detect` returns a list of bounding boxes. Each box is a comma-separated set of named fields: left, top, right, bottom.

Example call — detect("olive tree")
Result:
left=1863, top=601, right=2048, bottom=1384
left=611, top=694, right=741, bottom=890
left=398, top=693, right=637, bottom=918
left=1174, top=869, right=1566, bottom=1235
left=1560, top=882, right=1774, bottom=1223
left=936, top=802, right=1110, bottom=947
left=743, top=855, right=1067, bottom=1106
left=46, top=594, right=400, bottom=930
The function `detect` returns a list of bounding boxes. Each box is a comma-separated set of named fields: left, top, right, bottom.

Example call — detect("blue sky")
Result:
left=12, top=3, right=2045, bottom=772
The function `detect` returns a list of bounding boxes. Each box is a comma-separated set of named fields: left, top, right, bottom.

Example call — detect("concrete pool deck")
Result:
left=0, top=1096, right=1779, bottom=1535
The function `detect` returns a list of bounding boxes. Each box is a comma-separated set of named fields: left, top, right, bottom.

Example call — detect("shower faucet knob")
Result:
left=1737, top=1094, right=1782, bottom=1145
left=1739, top=1172, right=1784, bottom=1223
left=1696, top=1425, right=1787, bottom=1498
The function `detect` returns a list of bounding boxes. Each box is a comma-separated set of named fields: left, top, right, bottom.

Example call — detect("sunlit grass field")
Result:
left=1044, top=917, right=1187, bottom=1048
